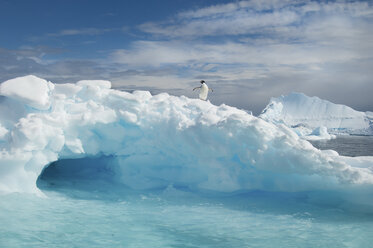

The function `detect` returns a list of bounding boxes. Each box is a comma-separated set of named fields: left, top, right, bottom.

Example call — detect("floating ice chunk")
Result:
left=304, top=126, right=336, bottom=141
left=0, top=75, right=53, bottom=110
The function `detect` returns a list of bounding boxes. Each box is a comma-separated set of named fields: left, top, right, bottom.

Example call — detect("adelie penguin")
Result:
left=193, top=80, right=213, bottom=101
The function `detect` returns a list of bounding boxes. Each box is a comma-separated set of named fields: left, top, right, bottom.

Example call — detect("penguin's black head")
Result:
left=200, top=80, right=205, bottom=84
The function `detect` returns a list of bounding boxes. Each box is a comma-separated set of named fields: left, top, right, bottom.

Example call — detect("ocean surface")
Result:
left=1, top=136, right=373, bottom=248
left=309, top=135, right=373, bottom=157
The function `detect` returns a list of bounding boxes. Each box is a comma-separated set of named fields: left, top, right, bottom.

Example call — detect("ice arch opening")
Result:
left=37, top=156, right=118, bottom=191
left=36, top=152, right=210, bottom=193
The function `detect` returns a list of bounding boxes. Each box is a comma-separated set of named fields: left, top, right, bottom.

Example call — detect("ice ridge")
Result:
left=0, top=76, right=372, bottom=196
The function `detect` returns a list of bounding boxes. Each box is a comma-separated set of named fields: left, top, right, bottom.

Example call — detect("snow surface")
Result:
left=0, top=76, right=373, bottom=201
left=260, top=92, right=373, bottom=136
left=0, top=75, right=54, bottom=110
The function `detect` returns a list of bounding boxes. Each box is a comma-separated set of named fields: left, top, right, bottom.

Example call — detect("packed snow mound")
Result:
left=1, top=76, right=373, bottom=195
left=260, top=92, right=373, bottom=136
left=0, top=75, right=54, bottom=110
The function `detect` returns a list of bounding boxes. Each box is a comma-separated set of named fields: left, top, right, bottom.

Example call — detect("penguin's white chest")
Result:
left=199, top=83, right=209, bottom=100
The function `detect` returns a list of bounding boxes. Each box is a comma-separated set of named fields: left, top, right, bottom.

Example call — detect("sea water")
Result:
left=310, top=135, right=373, bottom=157
left=2, top=186, right=373, bottom=247
left=1, top=137, right=373, bottom=248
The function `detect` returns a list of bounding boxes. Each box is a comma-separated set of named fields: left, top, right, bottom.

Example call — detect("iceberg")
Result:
left=0, top=76, right=373, bottom=201
left=260, top=92, right=373, bottom=137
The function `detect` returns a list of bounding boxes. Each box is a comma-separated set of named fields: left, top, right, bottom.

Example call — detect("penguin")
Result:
left=193, top=80, right=213, bottom=100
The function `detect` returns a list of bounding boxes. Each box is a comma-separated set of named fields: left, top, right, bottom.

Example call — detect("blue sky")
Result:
left=1, top=0, right=373, bottom=114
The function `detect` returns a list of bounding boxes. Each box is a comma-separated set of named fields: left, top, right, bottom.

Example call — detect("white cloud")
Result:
left=110, top=38, right=364, bottom=71
left=47, top=27, right=114, bottom=37
left=140, top=1, right=373, bottom=38
left=3, top=1, right=373, bottom=114
left=109, top=0, right=373, bottom=114
left=178, top=0, right=301, bottom=19
left=140, top=9, right=299, bottom=37
left=131, top=0, right=373, bottom=71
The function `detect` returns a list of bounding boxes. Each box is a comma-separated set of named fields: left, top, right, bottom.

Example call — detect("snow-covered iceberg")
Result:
left=260, top=92, right=373, bottom=137
left=0, top=76, right=373, bottom=199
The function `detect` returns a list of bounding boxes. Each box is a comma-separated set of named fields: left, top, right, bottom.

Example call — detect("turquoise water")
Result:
left=1, top=181, right=373, bottom=247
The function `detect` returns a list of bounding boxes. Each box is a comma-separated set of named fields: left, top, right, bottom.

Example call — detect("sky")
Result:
left=0, top=0, right=372, bottom=115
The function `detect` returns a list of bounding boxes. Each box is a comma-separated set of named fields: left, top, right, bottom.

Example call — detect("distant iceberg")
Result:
left=0, top=76, right=373, bottom=200
left=260, top=92, right=373, bottom=138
